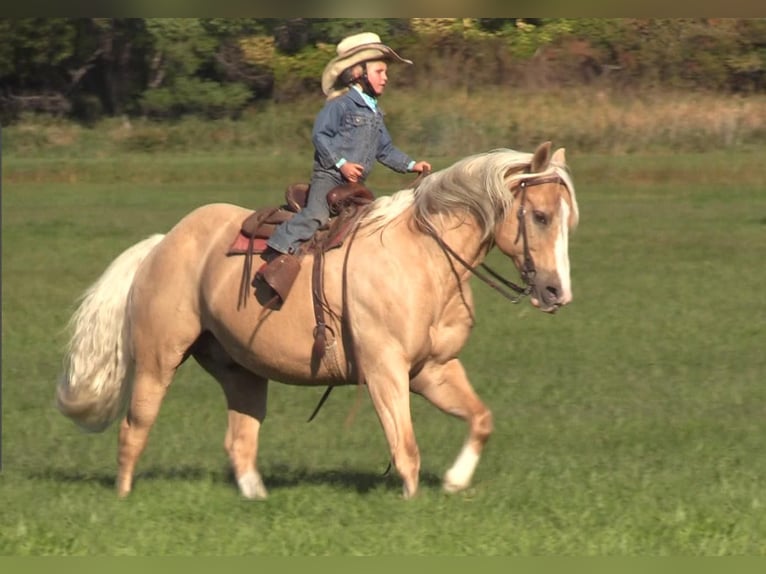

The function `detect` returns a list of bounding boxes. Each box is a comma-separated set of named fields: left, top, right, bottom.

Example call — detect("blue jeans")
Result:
left=266, top=170, right=345, bottom=254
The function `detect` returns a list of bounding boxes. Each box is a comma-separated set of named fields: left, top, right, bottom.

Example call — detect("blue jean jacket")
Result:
left=267, top=88, right=414, bottom=255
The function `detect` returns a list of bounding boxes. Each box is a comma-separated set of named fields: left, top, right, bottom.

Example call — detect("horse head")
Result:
left=494, top=142, right=579, bottom=313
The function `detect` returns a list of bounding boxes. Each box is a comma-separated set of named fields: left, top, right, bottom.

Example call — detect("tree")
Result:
left=0, top=18, right=77, bottom=118
left=139, top=18, right=251, bottom=118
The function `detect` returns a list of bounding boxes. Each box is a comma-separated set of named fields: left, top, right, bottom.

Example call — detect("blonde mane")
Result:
left=363, top=148, right=578, bottom=239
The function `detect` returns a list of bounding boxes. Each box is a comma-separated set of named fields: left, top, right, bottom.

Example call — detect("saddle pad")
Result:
left=227, top=233, right=269, bottom=256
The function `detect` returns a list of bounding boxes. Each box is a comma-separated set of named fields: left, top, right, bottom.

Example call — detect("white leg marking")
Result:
left=555, top=200, right=572, bottom=304
left=444, top=444, right=480, bottom=493
left=238, top=470, right=268, bottom=500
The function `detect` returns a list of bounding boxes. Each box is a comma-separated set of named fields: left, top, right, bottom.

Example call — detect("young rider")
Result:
left=260, top=32, right=431, bottom=299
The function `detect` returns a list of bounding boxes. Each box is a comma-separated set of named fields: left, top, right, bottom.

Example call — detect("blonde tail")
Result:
left=56, top=234, right=165, bottom=432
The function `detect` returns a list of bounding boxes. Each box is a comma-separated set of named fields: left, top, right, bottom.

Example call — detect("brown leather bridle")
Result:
left=420, top=173, right=563, bottom=304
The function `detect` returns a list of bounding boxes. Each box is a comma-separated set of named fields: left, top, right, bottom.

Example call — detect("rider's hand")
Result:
left=340, top=162, right=365, bottom=183
left=411, top=161, right=432, bottom=174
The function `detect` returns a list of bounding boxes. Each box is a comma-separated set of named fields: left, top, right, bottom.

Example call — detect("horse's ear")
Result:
left=551, top=147, right=566, bottom=165
left=531, top=141, right=553, bottom=173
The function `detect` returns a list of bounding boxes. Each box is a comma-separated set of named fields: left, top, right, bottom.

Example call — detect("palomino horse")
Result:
left=56, top=141, right=578, bottom=499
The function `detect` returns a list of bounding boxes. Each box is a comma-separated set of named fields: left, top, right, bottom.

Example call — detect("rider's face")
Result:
left=364, top=61, right=388, bottom=96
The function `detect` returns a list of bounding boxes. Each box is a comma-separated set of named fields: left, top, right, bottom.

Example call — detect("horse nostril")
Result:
left=545, top=285, right=559, bottom=302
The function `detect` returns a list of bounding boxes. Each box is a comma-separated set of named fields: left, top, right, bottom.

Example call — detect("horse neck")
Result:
left=422, top=212, right=491, bottom=275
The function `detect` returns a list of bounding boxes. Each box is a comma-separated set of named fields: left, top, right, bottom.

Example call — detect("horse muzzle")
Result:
left=530, top=280, right=572, bottom=313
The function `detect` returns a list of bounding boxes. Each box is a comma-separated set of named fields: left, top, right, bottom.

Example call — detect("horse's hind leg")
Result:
left=117, top=366, right=177, bottom=497
left=117, top=298, right=201, bottom=497
left=192, top=335, right=269, bottom=499
left=218, top=371, right=269, bottom=499
left=411, top=358, right=493, bottom=493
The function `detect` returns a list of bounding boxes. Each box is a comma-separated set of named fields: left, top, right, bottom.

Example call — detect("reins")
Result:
left=420, top=217, right=532, bottom=303
left=420, top=173, right=562, bottom=304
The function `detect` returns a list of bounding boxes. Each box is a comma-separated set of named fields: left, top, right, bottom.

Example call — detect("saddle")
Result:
left=227, top=181, right=375, bottom=360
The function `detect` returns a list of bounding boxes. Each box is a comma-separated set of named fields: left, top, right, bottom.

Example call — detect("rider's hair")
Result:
left=339, top=64, right=364, bottom=87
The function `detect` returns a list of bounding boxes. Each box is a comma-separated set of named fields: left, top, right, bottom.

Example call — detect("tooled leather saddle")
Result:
left=226, top=181, right=375, bottom=361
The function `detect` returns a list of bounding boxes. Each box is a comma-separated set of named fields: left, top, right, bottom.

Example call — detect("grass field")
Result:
left=2, top=143, right=766, bottom=555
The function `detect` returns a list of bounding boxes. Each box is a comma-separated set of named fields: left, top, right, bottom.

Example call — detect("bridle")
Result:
left=420, top=172, right=563, bottom=304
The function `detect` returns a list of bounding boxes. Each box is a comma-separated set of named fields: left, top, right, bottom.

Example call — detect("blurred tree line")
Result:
left=1, top=17, right=764, bottom=124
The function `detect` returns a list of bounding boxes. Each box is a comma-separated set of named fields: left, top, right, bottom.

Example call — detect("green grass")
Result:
left=2, top=145, right=766, bottom=555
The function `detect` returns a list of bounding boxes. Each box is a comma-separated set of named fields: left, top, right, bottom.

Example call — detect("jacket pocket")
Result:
left=344, top=113, right=373, bottom=131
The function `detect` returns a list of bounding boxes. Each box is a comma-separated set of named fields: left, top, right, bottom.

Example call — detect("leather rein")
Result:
left=421, top=173, right=563, bottom=304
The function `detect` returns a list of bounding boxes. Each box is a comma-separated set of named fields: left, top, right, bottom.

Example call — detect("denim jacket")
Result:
left=312, top=88, right=413, bottom=181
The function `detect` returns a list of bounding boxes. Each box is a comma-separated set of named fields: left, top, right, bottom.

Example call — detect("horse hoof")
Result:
left=238, top=471, right=268, bottom=500
left=401, top=485, right=419, bottom=500
left=443, top=482, right=463, bottom=494
left=443, top=475, right=470, bottom=493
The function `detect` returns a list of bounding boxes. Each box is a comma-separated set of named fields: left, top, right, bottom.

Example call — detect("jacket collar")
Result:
left=348, top=85, right=379, bottom=112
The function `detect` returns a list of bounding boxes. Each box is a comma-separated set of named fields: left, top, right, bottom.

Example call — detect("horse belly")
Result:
left=203, top=263, right=350, bottom=386
left=214, top=325, right=350, bottom=386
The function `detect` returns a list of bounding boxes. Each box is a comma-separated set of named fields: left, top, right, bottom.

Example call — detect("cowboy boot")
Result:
left=254, top=248, right=301, bottom=304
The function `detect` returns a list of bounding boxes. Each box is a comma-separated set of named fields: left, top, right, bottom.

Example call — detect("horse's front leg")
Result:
left=364, top=353, right=420, bottom=498
left=411, top=358, right=493, bottom=493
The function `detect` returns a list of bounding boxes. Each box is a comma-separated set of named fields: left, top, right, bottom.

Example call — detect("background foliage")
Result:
left=1, top=18, right=765, bottom=123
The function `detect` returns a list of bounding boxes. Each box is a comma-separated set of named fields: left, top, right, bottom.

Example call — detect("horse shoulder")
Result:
left=427, top=287, right=475, bottom=362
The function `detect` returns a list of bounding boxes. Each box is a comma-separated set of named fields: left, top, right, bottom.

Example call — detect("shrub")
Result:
left=140, top=77, right=251, bottom=119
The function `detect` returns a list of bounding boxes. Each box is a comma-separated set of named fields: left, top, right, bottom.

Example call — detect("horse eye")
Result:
left=532, top=210, right=548, bottom=225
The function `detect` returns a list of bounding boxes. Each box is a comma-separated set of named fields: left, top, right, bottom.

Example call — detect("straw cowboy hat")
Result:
left=321, top=32, right=413, bottom=96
